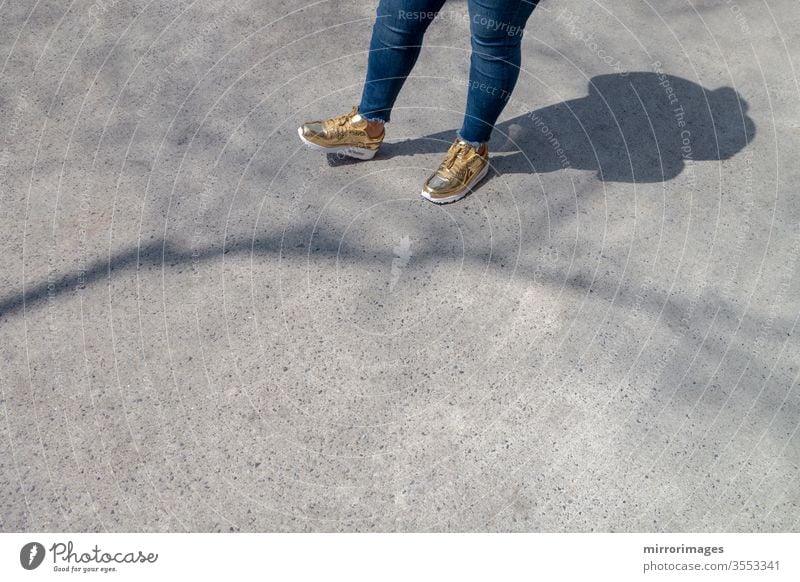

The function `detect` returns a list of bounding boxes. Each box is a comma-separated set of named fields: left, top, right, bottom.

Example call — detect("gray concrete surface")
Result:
left=1, top=0, right=798, bottom=532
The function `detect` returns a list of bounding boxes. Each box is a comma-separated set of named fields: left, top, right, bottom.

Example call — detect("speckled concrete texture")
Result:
left=0, top=0, right=798, bottom=532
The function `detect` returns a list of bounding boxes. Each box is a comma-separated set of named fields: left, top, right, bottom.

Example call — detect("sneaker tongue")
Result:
left=351, top=113, right=363, bottom=123
left=447, top=143, right=470, bottom=167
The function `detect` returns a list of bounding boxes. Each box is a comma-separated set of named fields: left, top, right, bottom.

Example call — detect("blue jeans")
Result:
left=357, top=0, right=539, bottom=145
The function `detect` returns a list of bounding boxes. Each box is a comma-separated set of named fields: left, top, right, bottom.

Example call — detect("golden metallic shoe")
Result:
left=421, top=138, right=489, bottom=204
left=297, top=106, right=384, bottom=160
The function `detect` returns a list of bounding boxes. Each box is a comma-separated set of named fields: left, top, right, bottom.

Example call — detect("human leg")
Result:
left=358, top=0, right=448, bottom=123
left=420, top=0, right=538, bottom=203
left=458, top=0, right=539, bottom=145
left=298, top=0, right=447, bottom=159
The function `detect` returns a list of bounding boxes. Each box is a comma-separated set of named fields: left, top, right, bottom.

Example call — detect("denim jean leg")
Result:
left=455, top=132, right=484, bottom=149
left=459, top=0, right=539, bottom=144
left=358, top=0, right=447, bottom=123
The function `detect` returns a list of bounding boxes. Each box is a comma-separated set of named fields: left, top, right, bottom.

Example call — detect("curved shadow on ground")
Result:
left=367, top=72, right=755, bottom=183
left=0, top=73, right=757, bottom=321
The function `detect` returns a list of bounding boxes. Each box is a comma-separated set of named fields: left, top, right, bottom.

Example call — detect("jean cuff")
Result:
left=356, top=105, right=389, bottom=124
left=456, top=131, right=485, bottom=149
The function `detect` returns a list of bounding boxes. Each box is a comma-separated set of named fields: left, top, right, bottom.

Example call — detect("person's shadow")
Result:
left=343, top=72, right=756, bottom=184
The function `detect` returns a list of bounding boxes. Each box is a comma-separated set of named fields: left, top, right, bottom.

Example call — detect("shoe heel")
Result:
left=343, top=147, right=378, bottom=160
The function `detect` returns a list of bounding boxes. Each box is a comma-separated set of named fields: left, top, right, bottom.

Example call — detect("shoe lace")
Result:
left=328, top=106, right=359, bottom=140
left=440, top=141, right=476, bottom=181
left=445, top=142, right=470, bottom=168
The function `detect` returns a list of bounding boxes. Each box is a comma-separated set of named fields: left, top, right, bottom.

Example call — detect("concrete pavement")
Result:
left=0, top=0, right=798, bottom=531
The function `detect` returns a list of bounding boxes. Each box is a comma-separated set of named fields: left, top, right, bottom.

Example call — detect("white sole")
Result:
left=297, top=127, right=378, bottom=160
left=420, top=162, right=490, bottom=204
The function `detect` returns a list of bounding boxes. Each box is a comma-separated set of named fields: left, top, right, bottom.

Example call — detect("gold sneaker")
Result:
left=297, top=106, right=384, bottom=160
left=421, top=138, right=489, bottom=204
